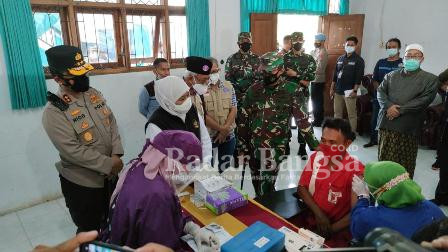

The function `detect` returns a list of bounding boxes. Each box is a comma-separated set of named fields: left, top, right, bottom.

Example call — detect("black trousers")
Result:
left=436, top=123, right=448, bottom=203
left=60, top=175, right=112, bottom=233
left=310, top=82, right=325, bottom=125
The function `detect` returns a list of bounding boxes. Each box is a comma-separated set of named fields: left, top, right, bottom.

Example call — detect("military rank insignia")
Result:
left=63, top=94, right=72, bottom=103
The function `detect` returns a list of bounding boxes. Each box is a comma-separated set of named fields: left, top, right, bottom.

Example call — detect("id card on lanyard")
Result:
left=337, top=57, right=349, bottom=80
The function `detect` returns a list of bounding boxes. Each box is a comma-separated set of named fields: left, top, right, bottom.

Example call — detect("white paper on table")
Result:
left=278, top=226, right=324, bottom=251
left=181, top=223, right=233, bottom=252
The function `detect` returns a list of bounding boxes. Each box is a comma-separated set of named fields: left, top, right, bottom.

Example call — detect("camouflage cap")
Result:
left=260, top=52, right=284, bottom=73
left=291, top=32, right=304, bottom=42
left=238, top=32, right=252, bottom=43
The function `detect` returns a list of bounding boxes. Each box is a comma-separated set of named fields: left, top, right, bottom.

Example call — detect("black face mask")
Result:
left=314, top=43, right=322, bottom=48
left=64, top=75, right=90, bottom=92
left=293, top=42, right=303, bottom=51
left=240, top=42, right=252, bottom=53
left=262, top=71, right=279, bottom=85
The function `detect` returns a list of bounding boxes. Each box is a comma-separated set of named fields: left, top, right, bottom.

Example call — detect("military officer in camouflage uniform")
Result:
left=238, top=52, right=319, bottom=197
left=42, top=45, right=124, bottom=233
left=225, top=32, right=261, bottom=104
left=284, top=32, right=317, bottom=159
left=225, top=32, right=261, bottom=163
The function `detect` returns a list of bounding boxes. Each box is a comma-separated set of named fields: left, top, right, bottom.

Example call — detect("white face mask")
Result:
left=193, top=84, right=208, bottom=95
left=345, top=45, right=355, bottom=54
left=209, top=73, right=219, bottom=84
left=173, top=97, right=192, bottom=115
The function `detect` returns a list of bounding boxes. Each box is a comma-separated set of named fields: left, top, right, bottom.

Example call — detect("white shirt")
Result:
left=145, top=113, right=212, bottom=165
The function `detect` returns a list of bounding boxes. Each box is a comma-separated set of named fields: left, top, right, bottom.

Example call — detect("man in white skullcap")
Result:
left=377, top=43, right=439, bottom=178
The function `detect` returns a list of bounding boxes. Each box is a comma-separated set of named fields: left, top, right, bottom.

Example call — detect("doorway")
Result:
left=277, top=14, right=319, bottom=54
left=277, top=14, right=319, bottom=122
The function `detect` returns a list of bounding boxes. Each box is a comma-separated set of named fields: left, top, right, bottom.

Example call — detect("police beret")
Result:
left=45, top=45, right=93, bottom=76
left=185, top=56, right=212, bottom=75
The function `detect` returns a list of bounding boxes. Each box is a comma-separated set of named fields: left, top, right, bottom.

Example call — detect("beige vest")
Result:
left=203, top=81, right=236, bottom=137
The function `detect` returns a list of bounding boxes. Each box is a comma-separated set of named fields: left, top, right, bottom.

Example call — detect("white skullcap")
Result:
left=405, top=44, right=424, bottom=54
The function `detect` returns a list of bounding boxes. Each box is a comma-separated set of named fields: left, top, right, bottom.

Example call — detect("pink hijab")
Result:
left=111, top=130, right=202, bottom=204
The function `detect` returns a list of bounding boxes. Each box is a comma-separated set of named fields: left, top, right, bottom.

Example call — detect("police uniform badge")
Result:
left=71, top=109, right=80, bottom=116
left=90, top=94, right=99, bottom=104
left=75, top=53, right=82, bottom=61
left=81, top=121, right=89, bottom=129
left=83, top=131, right=93, bottom=142
left=193, top=120, right=199, bottom=129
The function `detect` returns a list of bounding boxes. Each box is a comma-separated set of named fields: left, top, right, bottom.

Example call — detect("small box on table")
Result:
left=194, top=175, right=231, bottom=200
left=221, top=221, right=285, bottom=252
left=205, top=186, right=248, bottom=215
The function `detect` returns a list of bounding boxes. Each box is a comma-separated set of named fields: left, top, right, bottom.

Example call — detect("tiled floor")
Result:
left=0, top=198, right=76, bottom=252
left=1, top=127, right=445, bottom=251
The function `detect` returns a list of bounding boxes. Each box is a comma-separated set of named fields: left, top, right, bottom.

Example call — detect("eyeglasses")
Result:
left=404, top=55, right=423, bottom=60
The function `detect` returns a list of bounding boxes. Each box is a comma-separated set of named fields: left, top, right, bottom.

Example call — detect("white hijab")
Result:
left=155, top=76, right=190, bottom=121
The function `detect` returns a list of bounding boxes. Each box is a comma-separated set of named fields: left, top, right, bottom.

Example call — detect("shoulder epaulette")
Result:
left=47, top=91, right=69, bottom=111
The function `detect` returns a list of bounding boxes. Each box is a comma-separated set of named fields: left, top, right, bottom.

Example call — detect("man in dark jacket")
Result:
left=433, top=67, right=448, bottom=205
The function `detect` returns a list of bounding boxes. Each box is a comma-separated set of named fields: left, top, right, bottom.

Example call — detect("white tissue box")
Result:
left=194, top=175, right=231, bottom=200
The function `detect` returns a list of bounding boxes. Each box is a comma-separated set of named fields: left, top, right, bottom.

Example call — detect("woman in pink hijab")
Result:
left=101, top=130, right=219, bottom=251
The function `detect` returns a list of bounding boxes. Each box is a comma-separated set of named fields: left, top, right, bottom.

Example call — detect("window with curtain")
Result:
left=31, top=0, right=188, bottom=75
left=329, top=0, right=341, bottom=14
left=169, top=15, right=187, bottom=60
left=32, top=10, right=64, bottom=66
left=77, top=12, right=117, bottom=64
left=127, top=14, right=157, bottom=67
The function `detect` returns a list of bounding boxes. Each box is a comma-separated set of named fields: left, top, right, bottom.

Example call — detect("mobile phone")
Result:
left=79, top=241, right=134, bottom=252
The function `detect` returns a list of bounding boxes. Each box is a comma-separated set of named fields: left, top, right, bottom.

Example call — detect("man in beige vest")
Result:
left=204, top=57, right=237, bottom=173
left=310, top=33, right=328, bottom=127
left=42, top=45, right=123, bottom=233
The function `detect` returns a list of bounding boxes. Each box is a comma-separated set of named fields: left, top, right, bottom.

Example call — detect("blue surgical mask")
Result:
left=386, top=48, right=398, bottom=57
left=403, top=58, right=421, bottom=71
left=345, top=45, right=355, bottom=54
